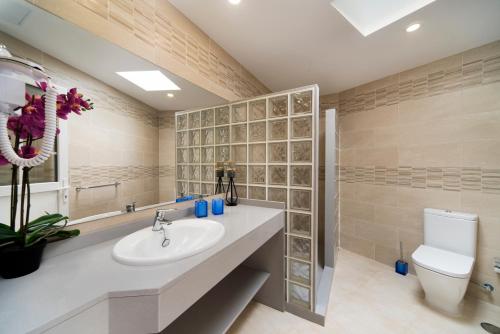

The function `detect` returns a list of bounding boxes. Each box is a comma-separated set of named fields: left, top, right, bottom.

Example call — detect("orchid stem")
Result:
left=10, top=130, right=21, bottom=231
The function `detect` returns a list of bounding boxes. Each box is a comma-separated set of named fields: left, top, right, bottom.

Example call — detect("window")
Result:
left=0, top=84, right=58, bottom=185
left=0, top=84, right=69, bottom=226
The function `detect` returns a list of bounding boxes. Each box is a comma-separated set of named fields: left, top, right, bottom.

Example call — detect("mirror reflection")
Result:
left=0, top=0, right=226, bottom=224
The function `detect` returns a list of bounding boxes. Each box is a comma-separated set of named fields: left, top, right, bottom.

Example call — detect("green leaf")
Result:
left=27, top=214, right=66, bottom=229
left=0, top=223, right=14, bottom=231
left=27, top=216, right=68, bottom=232
left=26, top=223, right=66, bottom=245
left=25, top=215, right=68, bottom=246
left=25, top=227, right=63, bottom=247
left=24, top=214, right=81, bottom=247
left=0, top=224, right=21, bottom=245
left=48, top=229, right=80, bottom=241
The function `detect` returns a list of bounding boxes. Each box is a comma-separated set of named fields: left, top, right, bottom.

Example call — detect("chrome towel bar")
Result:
left=75, top=181, right=120, bottom=192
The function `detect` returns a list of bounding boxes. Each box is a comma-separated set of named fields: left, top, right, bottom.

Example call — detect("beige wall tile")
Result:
left=335, top=39, right=500, bottom=307
left=397, top=228, right=423, bottom=258
left=374, top=245, right=400, bottom=267
left=374, top=205, right=422, bottom=232
left=340, top=199, right=374, bottom=222
left=398, top=91, right=462, bottom=125
left=355, top=147, right=399, bottom=166
left=340, top=233, right=375, bottom=259
left=462, top=140, right=500, bottom=168
left=339, top=216, right=357, bottom=237
left=459, top=110, right=500, bottom=142
left=426, top=54, right=462, bottom=74
left=462, top=82, right=500, bottom=115
left=340, top=130, right=374, bottom=149
left=399, top=143, right=462, bottom=167
left=340, top=105, right=398, bottom=133
left=355, top=221, right=398, bottom=248
left=477, top=216, right=500, bottom=251
left=462, top=40, right=500, bottom=64
left=397, top=187, right=461, bottom=211
left=475, top=246, right=500, bottom=276
left=355, top=184, right=399, bottom=207
left=339, top=148, right=355, bottom=165
left=33, top=0, right=269, bottom=101
left=397, top=120, right=461, bottom=148
left=461, top=192, right=500, bottom=218
left=373, top=126, right=399, bottom=147
left=339, top=182, right=356, bottom=200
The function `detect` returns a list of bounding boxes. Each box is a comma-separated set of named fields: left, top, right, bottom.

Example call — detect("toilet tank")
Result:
left=424, top=208, right=478, bottom=257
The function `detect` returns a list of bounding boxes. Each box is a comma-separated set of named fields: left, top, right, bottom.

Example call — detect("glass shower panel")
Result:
left=175, top=86, right=319, bottom=312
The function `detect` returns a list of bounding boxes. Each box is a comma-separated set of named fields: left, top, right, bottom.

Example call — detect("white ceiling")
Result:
left=0, top=0, right=226, bottom=111
left=170, top=0, right=500, bottom=95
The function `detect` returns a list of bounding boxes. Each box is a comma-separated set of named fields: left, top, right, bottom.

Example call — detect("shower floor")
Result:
left=229, top=249, right=500, bottom=334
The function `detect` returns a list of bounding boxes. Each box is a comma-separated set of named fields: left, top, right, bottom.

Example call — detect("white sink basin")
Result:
left=112, top=219, right=225, bottom=266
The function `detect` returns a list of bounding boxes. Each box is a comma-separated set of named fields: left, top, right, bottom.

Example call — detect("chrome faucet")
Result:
left=153, top=209, right=175, bottom=247
left=126, top=202, right=136, bottom=213
left=152, top=209, right=173, bottom=231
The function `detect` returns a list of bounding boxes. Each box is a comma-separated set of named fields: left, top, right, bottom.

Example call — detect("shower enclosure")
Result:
left=174, top=85, right=337, bottom=323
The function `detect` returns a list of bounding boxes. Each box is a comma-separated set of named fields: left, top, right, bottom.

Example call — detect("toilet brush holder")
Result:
left=395, top=260, right=408, bottom=276
left=395, top=241, right=408, bottom=276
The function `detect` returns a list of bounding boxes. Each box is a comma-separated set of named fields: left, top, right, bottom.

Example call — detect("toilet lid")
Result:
left=412, top=245, right=474, bottom=279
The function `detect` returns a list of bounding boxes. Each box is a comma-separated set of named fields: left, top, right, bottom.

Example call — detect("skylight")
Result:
left=330, top=0, right=435, bottom=36
left=116, top=70, right=180, bottom=91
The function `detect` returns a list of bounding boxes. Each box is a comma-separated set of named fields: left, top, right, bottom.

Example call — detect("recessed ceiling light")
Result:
left=228, top=0, right=240, bottom=5
left=331, top=0, right=434, bottom=36
left=116, top=70, right=180, bottom=91
left=167, top=93, right=174, bottom=98
left=406, top=23, right=421, bottom=32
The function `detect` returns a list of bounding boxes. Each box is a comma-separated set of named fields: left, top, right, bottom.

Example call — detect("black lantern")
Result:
left=215, top=161, right=225, bottom=194
left=225, top=163, right=238, bottom=206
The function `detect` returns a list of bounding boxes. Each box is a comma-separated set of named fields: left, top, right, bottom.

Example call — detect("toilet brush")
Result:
left=395, top=241, right=409, bottom=276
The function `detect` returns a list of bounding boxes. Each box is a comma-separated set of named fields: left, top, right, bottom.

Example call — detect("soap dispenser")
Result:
left=195, top=195, right=208, bottom=218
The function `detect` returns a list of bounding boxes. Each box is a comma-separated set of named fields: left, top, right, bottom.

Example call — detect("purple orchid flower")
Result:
left=19, top=145, right=38, bottom=159
left=1, top=82, right=93, bottom=167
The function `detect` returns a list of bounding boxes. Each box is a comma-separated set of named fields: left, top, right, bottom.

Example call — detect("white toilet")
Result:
left=412, top=208, right=478, bottom=315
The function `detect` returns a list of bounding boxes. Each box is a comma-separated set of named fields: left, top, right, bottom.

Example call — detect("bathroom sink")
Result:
left=112, top=219, right=225, bottom=266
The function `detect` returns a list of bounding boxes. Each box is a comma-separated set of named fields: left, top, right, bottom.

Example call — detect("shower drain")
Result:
left=482, top=322, right=500, bottom=334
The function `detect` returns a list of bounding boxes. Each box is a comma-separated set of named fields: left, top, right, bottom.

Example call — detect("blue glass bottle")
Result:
left=195, top=195, right=208, bottom=218
left=211, top=198, right=224, bottom=215
left=176, top=193, right=194, bottom=203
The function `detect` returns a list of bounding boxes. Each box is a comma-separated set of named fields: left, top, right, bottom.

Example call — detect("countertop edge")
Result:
left=3, top=203, right=285, bottom=334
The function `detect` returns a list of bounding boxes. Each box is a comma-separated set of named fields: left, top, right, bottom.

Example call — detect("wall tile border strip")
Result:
left=70, top=165, right=160, bottom=187
left=338, top=41, right=500, bottom=116
left=339, top=166, right=500, bottom=194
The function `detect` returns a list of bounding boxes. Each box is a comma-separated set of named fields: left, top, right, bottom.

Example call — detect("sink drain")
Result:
left=482, top=322, right=500, bottom=334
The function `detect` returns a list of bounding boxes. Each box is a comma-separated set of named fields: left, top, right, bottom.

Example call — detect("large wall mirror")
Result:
left=0, top=0, right=227, bottom=225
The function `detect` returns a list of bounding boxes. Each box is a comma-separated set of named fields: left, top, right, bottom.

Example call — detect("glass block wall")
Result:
left=175, top=86, right=319, bottom=311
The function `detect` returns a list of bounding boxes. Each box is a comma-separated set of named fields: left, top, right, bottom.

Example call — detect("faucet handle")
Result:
left=152, top=209, right=174, bottom=231
left=156, top=209, right=172, bottom=221
left=126, top=202, right=136, bottom=213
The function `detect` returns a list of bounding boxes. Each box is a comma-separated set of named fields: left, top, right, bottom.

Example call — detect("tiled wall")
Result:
left=158, top=111, right=176, bottom=202
left=175, top=86, right=319, bottom=311
left=337, top=40, right=500, bottom=306
left=29, top=0, right=270, bottom=102
left=0, top=31, right=162, bottom=220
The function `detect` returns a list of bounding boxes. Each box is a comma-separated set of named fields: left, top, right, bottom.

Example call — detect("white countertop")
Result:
left=0, top=204, right=284, bottom=334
